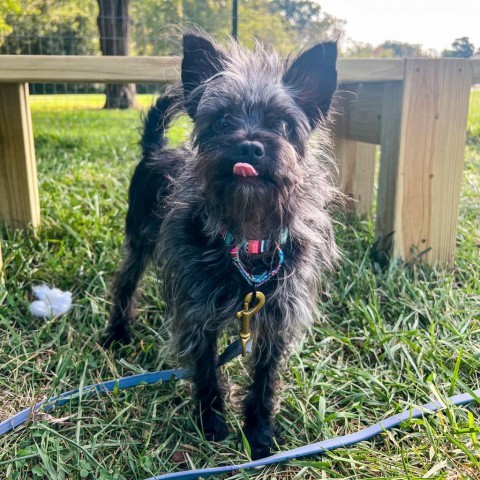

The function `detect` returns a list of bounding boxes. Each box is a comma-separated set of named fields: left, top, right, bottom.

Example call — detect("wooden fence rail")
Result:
left=0, top=56, right=479, bottom=275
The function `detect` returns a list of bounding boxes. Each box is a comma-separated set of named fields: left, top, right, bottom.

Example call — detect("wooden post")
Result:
left=0, top=83, right=40, bottom=228
left=376, top=60, right=472, bottom=265
left=375, top=80, right=404, bottom=252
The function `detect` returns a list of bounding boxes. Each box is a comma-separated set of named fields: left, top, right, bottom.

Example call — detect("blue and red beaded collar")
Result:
left=221, top=228, right=288, bottom=287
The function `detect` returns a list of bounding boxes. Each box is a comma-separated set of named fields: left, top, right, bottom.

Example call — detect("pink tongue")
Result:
left=233, top=162, right=258, bottom=177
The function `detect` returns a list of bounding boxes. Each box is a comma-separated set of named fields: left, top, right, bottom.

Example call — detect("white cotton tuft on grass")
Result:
left=30, top=285, right=72, bottom=317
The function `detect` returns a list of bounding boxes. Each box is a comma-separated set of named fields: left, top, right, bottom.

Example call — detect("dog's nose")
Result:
left=236, top=141, right=265, bottom=161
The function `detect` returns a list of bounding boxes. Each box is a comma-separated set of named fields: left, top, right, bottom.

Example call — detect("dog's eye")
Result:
left=213, top=115, right=230, bottom=133
left=274, top=120, right=290, bottom=137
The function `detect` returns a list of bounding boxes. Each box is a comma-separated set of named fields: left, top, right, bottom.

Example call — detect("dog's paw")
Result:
left=100, top=326, right=131, bottom=349
left=251, top=442, right=273, bottom=460
left=201, top=411, right=230, bottom=442
left=245, top=425, right=276, bottom=460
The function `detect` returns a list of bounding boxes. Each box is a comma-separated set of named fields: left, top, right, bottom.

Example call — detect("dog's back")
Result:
left=126, top=93, right=185, bottom=246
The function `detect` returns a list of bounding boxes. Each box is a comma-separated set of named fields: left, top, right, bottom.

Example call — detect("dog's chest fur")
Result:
left=155, top=146, right=337, bottom=358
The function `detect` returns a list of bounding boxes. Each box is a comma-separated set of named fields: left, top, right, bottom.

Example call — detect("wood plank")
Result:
left=0, top=55, right=404, bottom=84
left=0, top=56, right=476, bottom=85
left=338, top=58, right=405, bottom=84
left=393, top=59, right=472, bottom=265
left=0, top=83, right=40, bottom=228
left=338, top=82, right=383, bottom=144
left=0, top=56, right=180, bottom=83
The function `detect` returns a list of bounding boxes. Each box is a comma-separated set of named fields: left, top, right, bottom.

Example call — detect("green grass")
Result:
left=0, top=92, right=479, bottom=479
left=467, top=90, right=480, bottom=144
left=30, top=94, right=158, bottom=112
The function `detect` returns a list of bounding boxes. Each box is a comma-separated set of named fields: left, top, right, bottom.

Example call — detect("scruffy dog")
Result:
left=103, top=34, right=339, bottom=459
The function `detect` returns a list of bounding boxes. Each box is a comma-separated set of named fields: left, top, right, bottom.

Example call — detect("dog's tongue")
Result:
left=233, top=162, right=258, bottom=177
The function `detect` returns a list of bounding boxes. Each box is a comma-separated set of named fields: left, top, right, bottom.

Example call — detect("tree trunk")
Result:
left=97, top=0, right=136, bottom=109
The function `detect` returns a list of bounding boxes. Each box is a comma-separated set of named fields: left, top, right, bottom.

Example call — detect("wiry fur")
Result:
left=103, top=34, right=339, bottom=459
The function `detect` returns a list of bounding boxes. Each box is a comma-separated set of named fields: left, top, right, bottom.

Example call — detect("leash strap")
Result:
left=0, top=339, right=251, bottom=437
left=146, top=388, right=480, bottom=480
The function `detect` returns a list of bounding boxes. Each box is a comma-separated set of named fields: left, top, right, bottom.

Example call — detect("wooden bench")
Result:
left=0, top=55, right=479, bottom=279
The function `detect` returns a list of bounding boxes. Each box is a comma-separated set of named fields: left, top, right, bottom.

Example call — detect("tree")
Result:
left=97, top=0, right=136, bottom=109
left=0, top=0, right=20, bottom=38
left=237, top=0, right=298, bottom=53
left=269, top=0, right=321, bottom=31
left=379, top=40, right=423, bottom=58
left=130, top=0, right=231, bottom=56
left=0, top=0, right=97, bottom=55
left=442, top=37, right=475, bottom=58
left=268, top=0, right=345, bottom=45
left=130, top=0, right=344, bottom=57
left=345, top=40, right=429, bottom=58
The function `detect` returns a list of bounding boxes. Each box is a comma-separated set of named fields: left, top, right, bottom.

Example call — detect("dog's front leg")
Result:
left=244, top=329, right=286, bottom=459
left=190, top=331, right=229, bottom=442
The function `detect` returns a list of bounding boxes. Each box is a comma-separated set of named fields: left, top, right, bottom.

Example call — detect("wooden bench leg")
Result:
left=0, top=83, right=40, bottom=229
left=334, top=136, right=377, bottom=215
left=376, top=60, right=472, bottom=266
left=375, top=80, right=404, bottom=260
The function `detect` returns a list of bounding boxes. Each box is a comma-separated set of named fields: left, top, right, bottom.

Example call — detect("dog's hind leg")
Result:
left=102, top=150, right=171, bottom=348
left=102, top=236, right=155, bottom=347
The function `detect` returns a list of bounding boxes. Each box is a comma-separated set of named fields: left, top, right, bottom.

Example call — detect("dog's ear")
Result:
left=181, top=34, right=224, bottom=117
left=283, top=42, right=337, bottom=126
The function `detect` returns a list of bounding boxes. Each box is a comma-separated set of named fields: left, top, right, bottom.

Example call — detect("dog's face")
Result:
left=181, top=35, right=337, bottom=238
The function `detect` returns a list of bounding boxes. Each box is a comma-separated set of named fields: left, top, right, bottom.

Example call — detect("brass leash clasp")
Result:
left=235, top=291, right=265, bottom=356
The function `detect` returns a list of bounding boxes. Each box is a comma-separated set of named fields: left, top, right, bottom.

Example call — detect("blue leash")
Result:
left=149, top=388, right=480, bottom=480
left=0, top=339, right=249, bottom=437
left=1, top=340, right=479, bottom=480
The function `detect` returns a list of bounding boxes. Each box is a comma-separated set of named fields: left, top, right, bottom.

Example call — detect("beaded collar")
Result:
left=222, top=228, right=288, bottom=287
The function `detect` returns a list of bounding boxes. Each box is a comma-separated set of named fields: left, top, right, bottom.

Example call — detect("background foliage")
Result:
left=0, top=0, right=344, bottom=56
left=4, top=0, right=477, bottom=58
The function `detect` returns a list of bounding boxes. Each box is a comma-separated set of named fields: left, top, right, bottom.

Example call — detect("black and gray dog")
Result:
left=103, top=34, right=339, bottom=459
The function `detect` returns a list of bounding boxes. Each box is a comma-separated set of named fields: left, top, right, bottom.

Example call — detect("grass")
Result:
left=467, top=90, right=480, bottom=144
left=29, top=94, right=158, bottom=112
left=0, top=91, right=479, bottom=480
